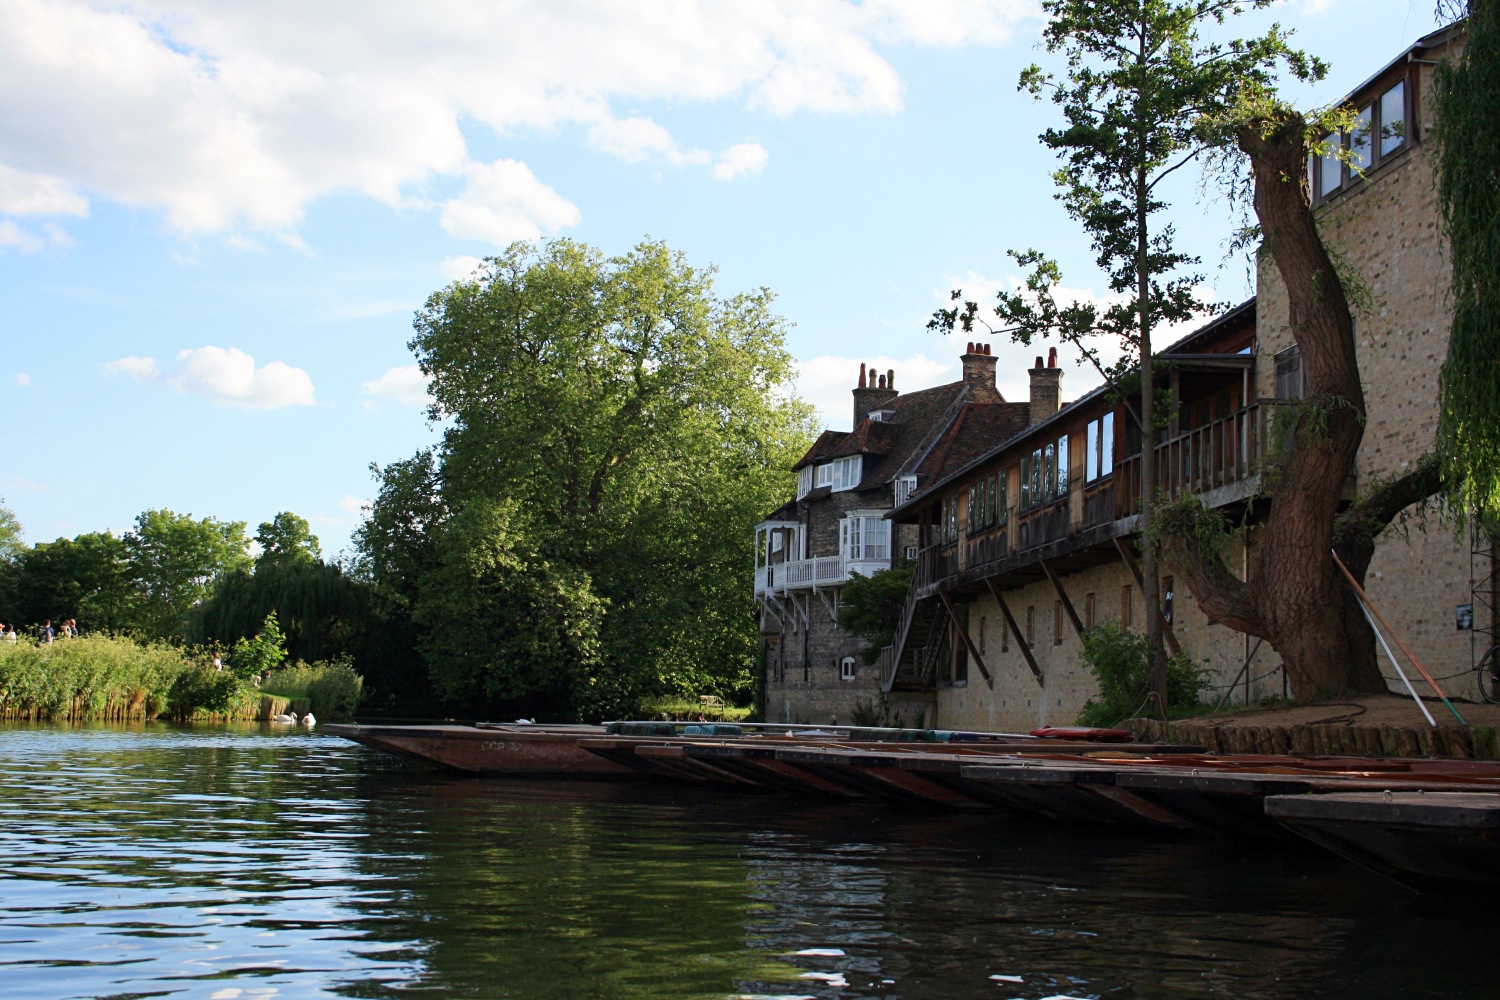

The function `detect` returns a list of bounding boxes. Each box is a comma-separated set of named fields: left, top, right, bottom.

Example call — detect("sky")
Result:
left=0, top=0, right=1450, bottom=558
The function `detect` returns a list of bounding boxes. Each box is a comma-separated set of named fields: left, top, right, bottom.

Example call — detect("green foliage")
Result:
left=12, top=531, right=136, bottom=633
left=254, top=512, right=322, bottom=568
left=262, top=656, right=364, bottom=721
left=1076, top=622, right=1206, bottom=727
left=1149, top=490, right=1234, bottom=557
left=127, top=509, right=251, bottom=639
left=837, top=564, right=915, bottom=664
left=229, top=612, right=288, bottom=680
left=0, top=497, right=21, bottom=561
left=188, top=557, right=371, bottom=666
left=167, top=662, right=243, bottom=720
left=0, top=634, right=190, bottom=720
left=1436, top=3, right=1500, bottom=525
left=360, top=238, right=815, bottom=719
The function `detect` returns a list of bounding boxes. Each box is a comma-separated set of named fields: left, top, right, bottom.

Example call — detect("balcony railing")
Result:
left=755, top=552, right=893, bottom=597
left=1115, top=400, right=1271, bottom=516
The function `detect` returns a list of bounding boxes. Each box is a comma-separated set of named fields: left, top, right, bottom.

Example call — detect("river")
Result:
left=0, top=723, right=1493, bottom=999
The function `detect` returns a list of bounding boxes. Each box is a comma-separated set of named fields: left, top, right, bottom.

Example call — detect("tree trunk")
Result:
left=1158, top=110, right=1392, bottom=699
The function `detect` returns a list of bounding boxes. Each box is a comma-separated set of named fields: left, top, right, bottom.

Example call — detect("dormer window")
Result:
left=894, top=474, right=917, bottom=506
left=1309, top=78, right=1407, bottom=203
left=869, top=409, right=896, bottom=423
left=829, top=456, right=862, bottom=491
left=796, top=465, right=814, bottom=499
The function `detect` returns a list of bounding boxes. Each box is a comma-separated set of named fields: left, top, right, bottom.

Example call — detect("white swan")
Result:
left=271, top=711, right=297, bottom=724
left=299, top=712, right=316, bottom=727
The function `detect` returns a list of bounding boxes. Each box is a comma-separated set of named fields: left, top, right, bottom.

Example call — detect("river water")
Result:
left=0, top=724, right=1493, bottom=1000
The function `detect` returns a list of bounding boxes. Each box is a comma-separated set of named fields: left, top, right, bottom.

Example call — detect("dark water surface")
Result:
left=0, top=724, right=1493, bottom=1000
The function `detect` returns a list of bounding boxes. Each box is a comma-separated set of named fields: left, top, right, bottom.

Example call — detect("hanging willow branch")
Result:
left=1435, top=3, right=1500, bottom=523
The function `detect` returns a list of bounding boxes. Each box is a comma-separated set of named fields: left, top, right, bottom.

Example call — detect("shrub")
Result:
left=228, top=611, right=288, bottom=681
left=167, top=663, right=243, bottom=720
left=262, top=655, right=364, bottom=720
left=1076, top=622, right=1206, bottom=727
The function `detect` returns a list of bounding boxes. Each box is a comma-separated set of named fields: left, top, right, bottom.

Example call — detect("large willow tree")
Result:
left=1436, top=2, right=1500, bottom=523
left=359, top=239, right=815, bottom=719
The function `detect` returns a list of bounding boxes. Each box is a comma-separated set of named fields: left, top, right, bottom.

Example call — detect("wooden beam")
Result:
left=1112, top=538, right=1182, bottom=656
left=1041, top=558, right=1085, bottom=639
left=937, top=591, right=992, bottom=688
left=982, top=577, right=1043, bottom=687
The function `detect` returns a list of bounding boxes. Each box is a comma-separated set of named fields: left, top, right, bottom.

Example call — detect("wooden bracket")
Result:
left=937, top=591, right=993, bottom=688
left=1112, top=537, right=1181, bottom=656
left=1041, top=558, right=1085, bottom=639
left=983, top=577, right=1043, bottom=687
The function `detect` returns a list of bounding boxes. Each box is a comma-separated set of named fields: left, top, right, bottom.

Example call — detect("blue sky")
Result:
left=0, top=0, right=1447, bottom=558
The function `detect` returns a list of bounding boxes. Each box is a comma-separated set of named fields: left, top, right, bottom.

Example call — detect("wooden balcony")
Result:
left=1114, top=400, right=1274, bottom=515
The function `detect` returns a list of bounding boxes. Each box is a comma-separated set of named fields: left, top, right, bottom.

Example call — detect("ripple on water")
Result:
left=2, top=722, right=1499, bottom=999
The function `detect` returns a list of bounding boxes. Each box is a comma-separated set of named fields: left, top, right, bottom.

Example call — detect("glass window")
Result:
left=1319, top=132, right=1341, bottom=197
left=1042, top=444, right=1055, bottom=502
left=1020, top=455, right=1031, bottom=510
left=797, top=466, right=813, bottom=498
left=1351, top=105, right=1373, bottom=172
left=1380, top=81, right=1405, bottom=157
left=1101, top=413, right=1114, bottom=476
left=1056, top=434, right=1069, bottom=496
left=1086, top=420, right=1099, bottom=482
left=997, top=471, right=1008, bottom=523
left=987, top=475, right=998, bottom=526
left=1032, top=448, right=1044, bottom=504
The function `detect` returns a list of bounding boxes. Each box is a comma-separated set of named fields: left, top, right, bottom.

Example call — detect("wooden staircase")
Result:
left=882, top=568, right=946, bottom=693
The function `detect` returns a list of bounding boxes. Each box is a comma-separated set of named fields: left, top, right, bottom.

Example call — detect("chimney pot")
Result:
left=887, top=369, right=895, bottom=390
left=1048, top=346, right=1058, bottom=369
left=878, top=374, right=887, bottom=389
left=1035, top=355, right=1044, bottom=369
left=858, top=362, right=866, bottom=388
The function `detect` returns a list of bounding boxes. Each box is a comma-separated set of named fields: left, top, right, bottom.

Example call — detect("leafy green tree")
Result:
left=254, top=512, right=322, bottom=568
left=0, top=498, right=24, bottom=624
left=0, top=498, right=21, bottom=561
left=126, top=509, right=251, bottom=639
left=363, top=238, right=814, bottom=717
left=1436, top=2, right=1500, bottom=523
left=838, top=564, right=915, bottom=664
left=229, top=611, right=289, bottom=680
left=14, top=531, right=136, bottom=632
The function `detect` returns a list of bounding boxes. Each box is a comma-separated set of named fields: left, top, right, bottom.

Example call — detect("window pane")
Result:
left=1092, top=419, right=1104, bottom=482
left=1319, top=133, right=1341, bottom=197
left=1101, top=413, right=1114, bottom=476
left=1043, top=444, right=1055, bottom=502
left=1020, top=456, right=1031, bottom=509
left=1032, top=449, right=1044, bottom=502
left=1056, top=434, right=1069, bottom=496
left=1381, top=81, right=1405, bottom=156
left=1351, top=105, right=1372, bottom=171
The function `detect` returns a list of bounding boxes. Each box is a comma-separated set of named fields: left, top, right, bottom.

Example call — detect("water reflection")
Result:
left=0, top=723, right=1495, bottom=999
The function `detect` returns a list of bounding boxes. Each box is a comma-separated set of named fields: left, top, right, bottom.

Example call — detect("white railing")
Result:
left=756, top=553, right=892, bottom=596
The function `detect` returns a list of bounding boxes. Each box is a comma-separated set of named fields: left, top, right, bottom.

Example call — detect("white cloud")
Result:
left=439, top=159, right=581, bottom=246
left=0, top=0, right=1035, bottom=241
left=362, top=364, right=433, bottom=408
left=137, top=346, right=317, bottom=408
left=339, top=494, right=368, bottom=515
left=0, top=219, right=71, bottom=253
left=102, top=355, right=161, bottom=381
left=440, top=254, right=485, bottom=282
left=13, top=372, right=30, bottom=387
left=0, top=163, right=88, bottom=216
left=714, top=142, right=769, bottom=180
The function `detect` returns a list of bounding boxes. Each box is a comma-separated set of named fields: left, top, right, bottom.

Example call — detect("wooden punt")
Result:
left=323, top=722, right=635, bottom=778
left=1265, top=791, right=1500, bottom=893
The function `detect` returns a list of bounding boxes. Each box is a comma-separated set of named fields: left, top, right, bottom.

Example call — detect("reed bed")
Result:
left=0, top=635, right=191, bottom=721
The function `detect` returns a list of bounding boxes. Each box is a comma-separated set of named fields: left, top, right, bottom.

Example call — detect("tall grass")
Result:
left=261, top=659, right=364, bottom=721
left=0, top=635, right=191, bottom=721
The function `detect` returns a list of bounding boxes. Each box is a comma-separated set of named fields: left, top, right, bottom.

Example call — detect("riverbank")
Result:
left=1126, top=693, right=1500, bottom=758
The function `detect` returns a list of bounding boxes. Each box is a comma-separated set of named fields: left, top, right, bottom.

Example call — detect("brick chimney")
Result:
left=1028, top=346, right=1062, bottom=425
left=852, top=362, right=898, bottom=426
left=960, top=342, right=998, bottom=394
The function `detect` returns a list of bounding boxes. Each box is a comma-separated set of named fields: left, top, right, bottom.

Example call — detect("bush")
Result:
left=1076, top=622, right=1206, bottom=727
left=167, top=662, right=243, bottom=720
left=262, top=656, right=364, bottom=720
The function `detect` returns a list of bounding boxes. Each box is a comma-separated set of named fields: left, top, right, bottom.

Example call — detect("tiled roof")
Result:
left=912, top=401, right=1030, bottom=483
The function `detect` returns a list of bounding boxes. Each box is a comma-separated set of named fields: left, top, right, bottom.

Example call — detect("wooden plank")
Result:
left=937, top=591, right=993, bottom=687
left=1112, top=537, right=1182, bottom=656
left=982, top=577, right=1043, bottom=687
left=1041, top=558, right=1085, bottom=639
